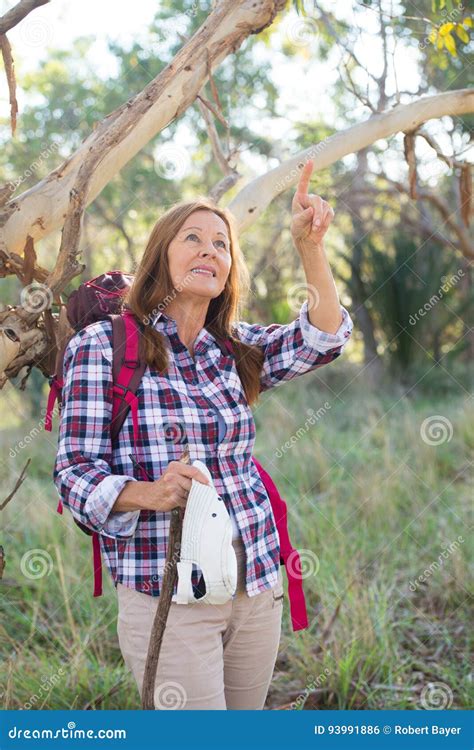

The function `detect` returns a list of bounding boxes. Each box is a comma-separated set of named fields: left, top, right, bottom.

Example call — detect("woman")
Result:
left=53, top=159, right=353, bottom=710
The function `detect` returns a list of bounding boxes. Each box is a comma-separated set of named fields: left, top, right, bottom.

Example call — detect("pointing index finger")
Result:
left=296, top=159, right=314, bottom=196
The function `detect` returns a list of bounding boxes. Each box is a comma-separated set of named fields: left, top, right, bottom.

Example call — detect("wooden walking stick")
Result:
left=141, top=444, right=190, bottom=710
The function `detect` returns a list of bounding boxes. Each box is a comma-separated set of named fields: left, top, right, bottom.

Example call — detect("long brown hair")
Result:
left=122, top=197, right=265, bottom=406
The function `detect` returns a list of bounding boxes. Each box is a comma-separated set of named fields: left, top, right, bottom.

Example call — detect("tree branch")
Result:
left=0, top=0, right=50, bottom=34
left=227, top=89, right=474, bottom=235
left=2, top=0, right=287, bottom=261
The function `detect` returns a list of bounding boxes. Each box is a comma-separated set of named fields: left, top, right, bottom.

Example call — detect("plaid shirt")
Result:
left=53, top=300, right=353, bottom=598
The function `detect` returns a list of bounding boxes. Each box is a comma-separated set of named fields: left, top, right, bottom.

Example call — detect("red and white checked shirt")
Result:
left=53, top=300, right=353, bottom=597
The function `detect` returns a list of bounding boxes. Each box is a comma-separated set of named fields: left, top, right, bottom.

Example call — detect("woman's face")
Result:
left=167, top=209, right=232, bottom=301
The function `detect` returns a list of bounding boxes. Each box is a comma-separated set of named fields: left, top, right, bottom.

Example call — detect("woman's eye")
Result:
left=185, top=233, right=228, bottom=251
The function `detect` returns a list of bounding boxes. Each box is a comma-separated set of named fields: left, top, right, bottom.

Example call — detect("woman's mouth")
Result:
left=190, top=268, right=216, bottom=277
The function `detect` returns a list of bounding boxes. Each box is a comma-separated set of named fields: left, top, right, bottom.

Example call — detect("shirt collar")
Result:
left=150, top=308, right=219, bottom=354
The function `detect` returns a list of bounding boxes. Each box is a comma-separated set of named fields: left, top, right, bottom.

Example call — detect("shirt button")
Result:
left=207, top=410, right=214, bottom=417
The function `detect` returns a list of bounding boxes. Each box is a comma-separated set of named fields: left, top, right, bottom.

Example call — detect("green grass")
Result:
left=1, top=371, right=472, bottom=710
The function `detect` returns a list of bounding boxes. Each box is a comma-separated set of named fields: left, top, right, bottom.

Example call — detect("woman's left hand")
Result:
left=290, top=159, right=334, bottom=249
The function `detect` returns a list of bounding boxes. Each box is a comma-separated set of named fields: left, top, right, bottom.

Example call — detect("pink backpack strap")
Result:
left=45, top=375, right=63, bottom=432
left=92, top=532, right=103, bottom=597
left=222, top=336, right=309, bottom=631
left=89, top=311, right=149, bottom=599
left=110, top=311, right=149, bottom=480
left=45, top=310, right=70, bottom=433
left=252, top=458, right=309, bottom=632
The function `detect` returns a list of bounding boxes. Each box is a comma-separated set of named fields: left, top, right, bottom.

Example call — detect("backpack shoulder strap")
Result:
left=87, top=310, right=147, bottom=600
left=110, top=311, right=147, bottom=447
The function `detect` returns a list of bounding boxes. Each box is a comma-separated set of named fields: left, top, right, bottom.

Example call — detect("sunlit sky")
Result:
left=0, top=0, right=470, bottom=183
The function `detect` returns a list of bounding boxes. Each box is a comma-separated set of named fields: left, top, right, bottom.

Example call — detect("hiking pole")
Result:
left=141, top=444, right=190, bottom=710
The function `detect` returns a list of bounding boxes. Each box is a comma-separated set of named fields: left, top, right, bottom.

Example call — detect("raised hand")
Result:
left=290, top=159, right=335, bottom=249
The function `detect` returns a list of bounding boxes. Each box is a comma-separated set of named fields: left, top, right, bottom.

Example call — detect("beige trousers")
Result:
left=116, top=536, right=284, bottom=710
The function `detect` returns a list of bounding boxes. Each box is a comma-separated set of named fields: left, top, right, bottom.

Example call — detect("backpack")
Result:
left=45, top=270, right=309, bottom=631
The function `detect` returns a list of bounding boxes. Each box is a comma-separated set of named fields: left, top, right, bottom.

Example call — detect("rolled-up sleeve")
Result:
left=299, top=300, right=353, bottom=352
left=234, top=300, right=353, bottom=392
left=53, top=324, right=140, bottom=539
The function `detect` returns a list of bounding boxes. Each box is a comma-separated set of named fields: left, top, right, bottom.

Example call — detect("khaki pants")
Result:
left=116, top=536, right=283, bottom=710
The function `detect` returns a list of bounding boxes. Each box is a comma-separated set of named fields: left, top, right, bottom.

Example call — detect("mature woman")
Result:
left=54, top=159, right=353, bottom=710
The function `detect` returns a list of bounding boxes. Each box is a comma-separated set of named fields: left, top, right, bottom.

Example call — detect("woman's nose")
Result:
left=199, top=245, right=217, bottom=257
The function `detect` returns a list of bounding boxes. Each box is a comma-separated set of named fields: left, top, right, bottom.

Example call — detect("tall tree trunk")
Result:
left=347, top=148, right=383, bottom=383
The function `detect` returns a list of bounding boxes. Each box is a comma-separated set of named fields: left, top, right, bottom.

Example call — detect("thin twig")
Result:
left=0, top=458, right=31, bottom=510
